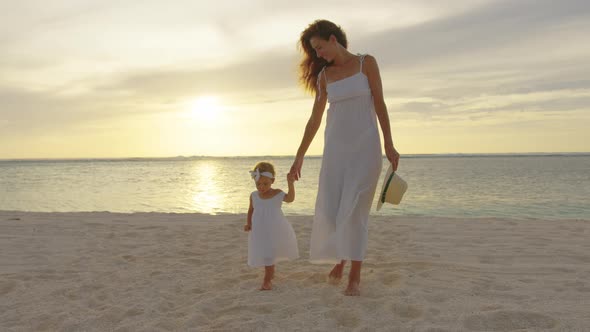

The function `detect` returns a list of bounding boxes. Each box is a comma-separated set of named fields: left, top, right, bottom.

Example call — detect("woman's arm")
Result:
left=244, top=195, right=253, bottom=231
left=364, top=55, right=400, bottom=171
left=291, top=76, right=328, bottom=180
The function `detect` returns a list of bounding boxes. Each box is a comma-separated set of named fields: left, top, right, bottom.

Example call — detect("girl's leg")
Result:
left=328, top=260, right=346, bottom=283
left=261, top=265, right=274, bottom=290
left=344, top=260, right=362, bottom=296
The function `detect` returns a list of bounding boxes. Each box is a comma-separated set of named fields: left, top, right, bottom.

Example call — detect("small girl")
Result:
left=244, top=161, right=299, bottom=290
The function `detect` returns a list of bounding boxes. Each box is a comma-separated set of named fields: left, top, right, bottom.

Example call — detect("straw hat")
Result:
left=376, top=164, right=408, bottom=211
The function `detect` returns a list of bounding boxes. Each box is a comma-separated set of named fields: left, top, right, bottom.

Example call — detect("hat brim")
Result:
left=376, top=164, right=394, bottom=211
left=376, top=164, right=408, bottom=211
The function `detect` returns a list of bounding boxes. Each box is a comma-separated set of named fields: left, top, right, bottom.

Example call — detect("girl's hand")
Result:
left=244, top=224, right=251, bottom=232
left=385, top=144, right=400, bottom=171
left=289, top=157, right=303, bottom=181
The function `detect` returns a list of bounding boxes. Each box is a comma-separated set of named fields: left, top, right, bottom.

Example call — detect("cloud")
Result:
left=360, top=0, right=590, bottom=67
left=1, top=0, right=589, bottom=156
left=86, top=0, right=590, bottom=102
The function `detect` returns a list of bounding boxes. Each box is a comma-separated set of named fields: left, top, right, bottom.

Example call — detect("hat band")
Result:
left=381, top=171, right=395, bottom=203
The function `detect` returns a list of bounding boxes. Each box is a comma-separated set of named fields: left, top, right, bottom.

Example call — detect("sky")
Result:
left=1, top=0, right=589, bottom=158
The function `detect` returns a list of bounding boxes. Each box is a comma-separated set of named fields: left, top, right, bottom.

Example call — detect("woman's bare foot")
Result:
left=344, top=281, right=360, bottom=296
left=328, top=260, right=346, bottom=284
left=344, top=260, right=362, bottom=296
left=260, top=279, right=272, bottom=291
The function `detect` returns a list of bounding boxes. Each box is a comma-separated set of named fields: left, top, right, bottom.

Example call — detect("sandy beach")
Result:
left=1, top=211, right=589, bottom=331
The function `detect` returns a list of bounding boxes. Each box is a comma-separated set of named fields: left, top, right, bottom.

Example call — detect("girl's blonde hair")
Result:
left=252, top=161, right=276, bottom=177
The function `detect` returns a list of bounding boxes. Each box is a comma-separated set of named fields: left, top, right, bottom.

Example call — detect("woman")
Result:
left=290, top=19, right=400, bottom=296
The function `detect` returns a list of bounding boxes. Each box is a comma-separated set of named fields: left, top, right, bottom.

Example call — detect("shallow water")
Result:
left=1, top=155, right=589, bottom=219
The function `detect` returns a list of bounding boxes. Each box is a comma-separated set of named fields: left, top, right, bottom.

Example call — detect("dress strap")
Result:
left=359, top=54, right=367, bottom=73
left=316, top=66, right=327, bottom=99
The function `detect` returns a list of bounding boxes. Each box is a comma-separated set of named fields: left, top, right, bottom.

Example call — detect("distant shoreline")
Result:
left=1, top=152, right=589, bottom=162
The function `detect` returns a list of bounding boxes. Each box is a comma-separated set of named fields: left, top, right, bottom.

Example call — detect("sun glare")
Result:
left=189, top=96, right=222, bottom=122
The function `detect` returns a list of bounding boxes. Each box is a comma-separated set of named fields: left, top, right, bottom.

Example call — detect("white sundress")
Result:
left=248, top=190, right=299, bottom=267
left=309, top=54, right=383, bottom=264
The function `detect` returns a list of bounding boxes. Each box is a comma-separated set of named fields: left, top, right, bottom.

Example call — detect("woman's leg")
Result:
left=344, top=260, right=361, bottom=296
left=328, top=260, right=346, bottom=283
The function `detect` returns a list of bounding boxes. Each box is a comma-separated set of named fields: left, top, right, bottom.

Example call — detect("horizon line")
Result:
left=1, top=151, right=590, bottom=162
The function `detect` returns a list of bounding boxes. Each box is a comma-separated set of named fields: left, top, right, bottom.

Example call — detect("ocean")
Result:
left=1, top=154, right=589, bottom=220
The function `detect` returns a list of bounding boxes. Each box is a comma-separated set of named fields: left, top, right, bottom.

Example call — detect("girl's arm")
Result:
left=244, top=195, right=253, bottom=231
left=284, top=173, right=296, bottom=203
left=290, top=76, right=328, bottom=180
left=364, top=55, right=400, bottom=171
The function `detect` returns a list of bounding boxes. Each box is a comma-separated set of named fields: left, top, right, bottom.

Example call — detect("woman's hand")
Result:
left=244, top=223, right=251, bottom=232
left=289, top=157, right=303, bottom=181
left=385, top=144, right=400, bottom=171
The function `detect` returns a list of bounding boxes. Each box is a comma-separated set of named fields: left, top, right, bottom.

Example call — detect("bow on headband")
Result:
left=249, top=168, right=274, bottom=182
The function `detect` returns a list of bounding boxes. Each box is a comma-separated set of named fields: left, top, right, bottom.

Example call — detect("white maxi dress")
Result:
left=309, top=54, right=382, bottom=264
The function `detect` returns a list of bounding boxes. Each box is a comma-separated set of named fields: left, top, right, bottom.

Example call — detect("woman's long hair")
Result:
left=298, top=20, right=348, bottom=95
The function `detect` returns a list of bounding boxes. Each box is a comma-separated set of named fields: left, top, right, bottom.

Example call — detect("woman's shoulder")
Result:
left=361, top=53, right=377, bottom=64
left=360, top=54, right=380, bottom=77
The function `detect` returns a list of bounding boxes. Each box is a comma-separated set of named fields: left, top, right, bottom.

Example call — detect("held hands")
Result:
left=289, top=157, right=303, bottom=181
left=385, top=144, right=400, bottom=171
left=287, top=172, right=296, bottom=184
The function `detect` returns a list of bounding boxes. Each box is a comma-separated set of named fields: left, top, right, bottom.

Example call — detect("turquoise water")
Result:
left=1, top=155, right=589, bottom=220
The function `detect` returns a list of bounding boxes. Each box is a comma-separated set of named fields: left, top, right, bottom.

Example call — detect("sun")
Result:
left=189, top=96, right=222, bottom=122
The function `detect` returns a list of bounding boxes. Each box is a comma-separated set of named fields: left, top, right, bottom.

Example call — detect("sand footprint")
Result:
left=137, top=226, right=161, bottom=231
left=491, top=283, right=512, bottom=291
left=121, top=255, right=136, bottom=262
left=287, top=271, right=308, bottom=280
left=189, top=287, right=206, bottom=295
left=32, top=313, right=67, bottom=331
left=240, top=273, right=258, bottom=280
left=125, top=306, right=144, bottom=317
left=328, top=309, right=360, bottom=329
left=380, top=272, right=401, bottom=287
left=303, top=272, right=327, bottom=285
left=424, top=293, right=448, bottom=304
left=391, top=302, right=422, bottom=321
left=0, top=280, right=17, bottom=295
left=181, top=258, right=201, bottom=264
left=463, top=311, right=557, bottom=331
left=478, top=255, right=495, bottom=264
left=480, top=304, right=503, bottom=311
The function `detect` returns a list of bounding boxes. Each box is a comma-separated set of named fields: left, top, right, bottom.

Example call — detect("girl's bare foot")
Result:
left=260, top=265, right=274, bottom=290
left=344, top=281, right=360, bottom=296
left=328, top=260, right=346, bottom=284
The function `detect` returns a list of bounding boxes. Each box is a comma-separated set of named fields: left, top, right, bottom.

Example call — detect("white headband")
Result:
left=249, top=168, right=274, bottom=182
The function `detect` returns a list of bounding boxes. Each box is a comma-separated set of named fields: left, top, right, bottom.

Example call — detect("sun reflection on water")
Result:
left=191, top=161, right=223, bottom=214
